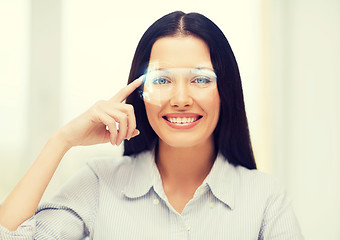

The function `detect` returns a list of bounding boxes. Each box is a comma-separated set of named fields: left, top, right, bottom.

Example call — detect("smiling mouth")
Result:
left=162, top=116, right=202, bottom=124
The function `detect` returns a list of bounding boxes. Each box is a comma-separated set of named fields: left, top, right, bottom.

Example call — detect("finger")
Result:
left=115, top=112, right=128, bottom=145
left=124, top=105, right=136, bottom=140
left=130, top=129, right=140, bottom=139
left=96, top=102, right=136, bottom=143
left=99, top=114, right=118, bottom=145
left=110, top=76, right=144, bottom=103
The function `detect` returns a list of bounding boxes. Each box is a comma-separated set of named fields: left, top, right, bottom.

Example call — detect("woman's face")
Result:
left=144, top=35, right=220, bottom=148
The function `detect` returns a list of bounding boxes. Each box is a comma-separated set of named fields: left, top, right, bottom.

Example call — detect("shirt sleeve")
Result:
left=259, top=185, right=304, bottom=240
left=0, top=162, right=99, bottom=239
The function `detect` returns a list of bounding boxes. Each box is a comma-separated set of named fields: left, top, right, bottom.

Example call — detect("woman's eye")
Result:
left=153, top=77, right=169, bottom=84
left=194, top=77, right=211, bottom=84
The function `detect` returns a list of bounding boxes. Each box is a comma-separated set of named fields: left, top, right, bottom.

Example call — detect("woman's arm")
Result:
left=0, top=77, right=143, bottom=231
left=0, top=131, right=70, bottom=231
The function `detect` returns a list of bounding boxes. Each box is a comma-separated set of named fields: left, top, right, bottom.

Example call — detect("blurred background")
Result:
left=0, top=0, right=339, bottom=238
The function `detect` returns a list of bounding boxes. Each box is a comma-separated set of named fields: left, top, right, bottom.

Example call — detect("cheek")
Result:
left=195, top=88, right=221, bottom=116
left=144, top=102, right=162, bottom=126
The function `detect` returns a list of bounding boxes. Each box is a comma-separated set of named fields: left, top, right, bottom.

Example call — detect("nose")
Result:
left=169, top=83, right=193, bottom=108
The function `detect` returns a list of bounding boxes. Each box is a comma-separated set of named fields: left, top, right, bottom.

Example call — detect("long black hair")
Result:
left=123, top=11, right=256, bottom=170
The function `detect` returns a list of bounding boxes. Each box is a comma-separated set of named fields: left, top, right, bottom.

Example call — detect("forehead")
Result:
left=145, top=68, right=217, bottom=79
left=149, top=36, right=213, bottom=70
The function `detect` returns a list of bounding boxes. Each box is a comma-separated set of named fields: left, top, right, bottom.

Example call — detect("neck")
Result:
left=156, top=137, right=216, bottom=187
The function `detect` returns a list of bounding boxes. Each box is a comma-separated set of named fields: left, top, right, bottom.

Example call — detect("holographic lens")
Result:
left=139, top=67, right=217, bottom=106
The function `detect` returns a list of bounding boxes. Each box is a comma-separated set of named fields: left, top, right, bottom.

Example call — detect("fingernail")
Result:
left=133, top=130, right=140, bottom=138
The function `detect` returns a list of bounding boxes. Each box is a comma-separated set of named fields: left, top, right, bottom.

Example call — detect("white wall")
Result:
left=0, top=0, right=30, bottom=198
left=267, top=1, right=340, bottom=239
left=0, top=0, right=339, bottom=238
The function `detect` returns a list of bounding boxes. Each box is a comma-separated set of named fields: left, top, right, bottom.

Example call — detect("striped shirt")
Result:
left=0, top=151, right=303, bottom=239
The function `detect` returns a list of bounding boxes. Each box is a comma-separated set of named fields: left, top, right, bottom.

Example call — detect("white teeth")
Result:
left=167, top=117, right=198, bottom=124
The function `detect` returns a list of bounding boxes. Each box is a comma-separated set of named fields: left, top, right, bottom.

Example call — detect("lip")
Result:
left=162, top=113, right=202, bottom=129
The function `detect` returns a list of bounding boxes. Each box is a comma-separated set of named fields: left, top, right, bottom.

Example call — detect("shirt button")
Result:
left=185, top=224, right=191, bottom=231
left=209, top=202, right=215, bottom=208
left=153, top=199, right=159, bottom=205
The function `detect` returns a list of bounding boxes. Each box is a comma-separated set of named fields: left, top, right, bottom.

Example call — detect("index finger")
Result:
left=110, top=76, right=144, bottom=103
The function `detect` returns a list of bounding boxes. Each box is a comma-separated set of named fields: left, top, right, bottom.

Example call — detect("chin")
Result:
left=158, top=134, right=213, bottom=149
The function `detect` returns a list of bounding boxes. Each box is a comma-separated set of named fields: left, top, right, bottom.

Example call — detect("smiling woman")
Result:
left=143, top=36, right=220, bottom=152
left=124, top=13, right=256, bottom=170
left=0, top=11, right=303, bottom=239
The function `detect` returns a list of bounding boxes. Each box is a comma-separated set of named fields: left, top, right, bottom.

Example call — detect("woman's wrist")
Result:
left=50, top=129, right=73, bottom=152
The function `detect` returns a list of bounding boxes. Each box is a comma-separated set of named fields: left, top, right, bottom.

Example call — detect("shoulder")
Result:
left=208, top=154, right=288, bottom=212
left=228, top=163, right=290, bottom=213
left=230, top=164, right=288, bottom=209
left=232, top=164, right=285, bottom=195
left=87, top=154, right=134, bottom=177
left=215, top=154, right=289, bottom=209
left=85, top=151, right=151, bottom=186
left=228, top=166, right=303, bottom=238
left=38, top=152, right=147, bottom=211
left=215, top=153, right=285, bottom=197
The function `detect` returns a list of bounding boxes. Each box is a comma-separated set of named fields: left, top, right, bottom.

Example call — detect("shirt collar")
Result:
left=122, top=150, right=158, bottom=199
left=122, top=150, right=235, bottom=210
left=203, top=153, right=235, bottom=210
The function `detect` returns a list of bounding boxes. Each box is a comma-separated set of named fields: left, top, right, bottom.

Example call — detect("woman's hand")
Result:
left=58, top=77, right=143, bottom=148
left=0, top=77, right=144, bottom=231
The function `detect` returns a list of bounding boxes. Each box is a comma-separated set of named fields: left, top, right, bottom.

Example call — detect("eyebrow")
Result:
left=194, top=66, right=214, bottom=71
left=152, top=69, right=171, bottom=73
left=147, top=67, right=214, bottom=72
